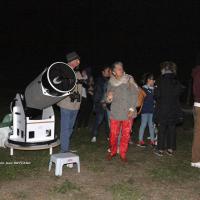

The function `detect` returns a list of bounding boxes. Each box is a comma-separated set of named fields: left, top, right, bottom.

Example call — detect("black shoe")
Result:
left=166, top=150, right=173, bottom=156
left=154, top=149, right=164, bottom=157
left=137, top=143, right=147, bottom=148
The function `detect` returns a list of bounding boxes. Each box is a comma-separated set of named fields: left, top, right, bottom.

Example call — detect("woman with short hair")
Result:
left=106, top=62, right=138, bottom=162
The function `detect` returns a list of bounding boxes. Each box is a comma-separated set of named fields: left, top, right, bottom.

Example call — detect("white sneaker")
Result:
left=91, top=137, right=96, bottom=143
left=70, top=149, right=77, bottom=153
left=191, top=162, right=200, bottom=168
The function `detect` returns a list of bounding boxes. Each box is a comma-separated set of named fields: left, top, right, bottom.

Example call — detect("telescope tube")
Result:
left=25, top=62, right=76, bottom=110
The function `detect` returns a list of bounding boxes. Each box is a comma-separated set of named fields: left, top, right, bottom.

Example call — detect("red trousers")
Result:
left=109, top=119, right=133, bottom=159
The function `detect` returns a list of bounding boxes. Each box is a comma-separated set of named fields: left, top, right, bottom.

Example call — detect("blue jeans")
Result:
left=60, top=108, right=78, bottom=152
left=92, top=105, right=109, bottom=137
left=139, top=113, right=155, bottom=142
left=107, top=109, right=110, bottom=127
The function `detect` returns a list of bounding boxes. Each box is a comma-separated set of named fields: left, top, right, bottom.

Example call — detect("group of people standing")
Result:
left=88, top=60, right=183, bottom=161
left=56, top=51, right=200, bottom=165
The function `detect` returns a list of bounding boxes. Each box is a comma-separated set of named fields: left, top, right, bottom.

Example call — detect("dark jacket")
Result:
left=141, top=85, right=154, bottom=114
left=93, top=76, right=109, bottom=112
left=192, top=65, right=200, bottom=103
left=154, top=73, right=183, bottom=124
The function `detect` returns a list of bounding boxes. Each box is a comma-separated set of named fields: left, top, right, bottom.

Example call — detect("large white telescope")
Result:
left=7, top=62, right=76, bottom=153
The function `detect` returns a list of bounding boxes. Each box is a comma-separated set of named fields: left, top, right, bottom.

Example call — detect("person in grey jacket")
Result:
left=106, top=61, right=138, bottom=162
left=57, top=52, right=83, bottom=153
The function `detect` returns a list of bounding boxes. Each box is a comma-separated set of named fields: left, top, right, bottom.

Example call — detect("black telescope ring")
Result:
left=47, top=62, right=77, bottom=94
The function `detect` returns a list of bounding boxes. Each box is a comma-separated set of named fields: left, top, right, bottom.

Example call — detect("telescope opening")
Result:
left=42, top=62, right=76, bottom=96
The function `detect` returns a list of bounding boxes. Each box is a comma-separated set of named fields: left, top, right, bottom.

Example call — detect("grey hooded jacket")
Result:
left=107, top=74, right=138, bottom=120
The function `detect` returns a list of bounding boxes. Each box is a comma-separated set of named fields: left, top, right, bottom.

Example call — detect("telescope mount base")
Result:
left=5, top=139, right=60, bottom=156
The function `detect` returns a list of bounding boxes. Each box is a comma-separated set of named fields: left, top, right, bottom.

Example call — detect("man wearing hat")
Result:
left=57, top=52, right=83, bottom=153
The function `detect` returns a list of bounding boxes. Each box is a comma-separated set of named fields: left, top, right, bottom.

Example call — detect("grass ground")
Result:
left=0, top=88, right=199, bottom=200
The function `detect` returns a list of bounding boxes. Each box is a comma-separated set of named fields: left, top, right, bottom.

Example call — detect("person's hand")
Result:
left=127, top=109, right=137, bottom=119
left=102, top=102, right=107, bottom=109
left=107, top=92, right=113, bottom=102
left=127, top=110, right=134, bottom=119
left=88, top=91, right=94, bottom=96
left=82, top=71, right=88, bottom=80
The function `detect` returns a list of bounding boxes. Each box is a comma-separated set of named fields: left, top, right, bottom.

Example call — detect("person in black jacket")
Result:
left=91, top=66, right=111, bottom=143
left=154, top=61, right=183, bottom=156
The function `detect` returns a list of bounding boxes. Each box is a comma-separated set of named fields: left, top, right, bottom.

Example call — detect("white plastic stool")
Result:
left=49, top=153, right=80, bottom=176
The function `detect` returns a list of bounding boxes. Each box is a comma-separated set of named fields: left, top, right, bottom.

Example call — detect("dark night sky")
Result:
left=1, top=0, right=200, bottom=88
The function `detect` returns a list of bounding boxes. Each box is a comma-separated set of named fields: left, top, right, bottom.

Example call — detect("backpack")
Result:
left=127, top=76, right=147, bottom=115
left=137, top=87, right=147, bottom=114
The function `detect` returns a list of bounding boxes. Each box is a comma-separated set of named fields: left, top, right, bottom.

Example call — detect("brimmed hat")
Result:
left=66, top=52, right=80, bottom=62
